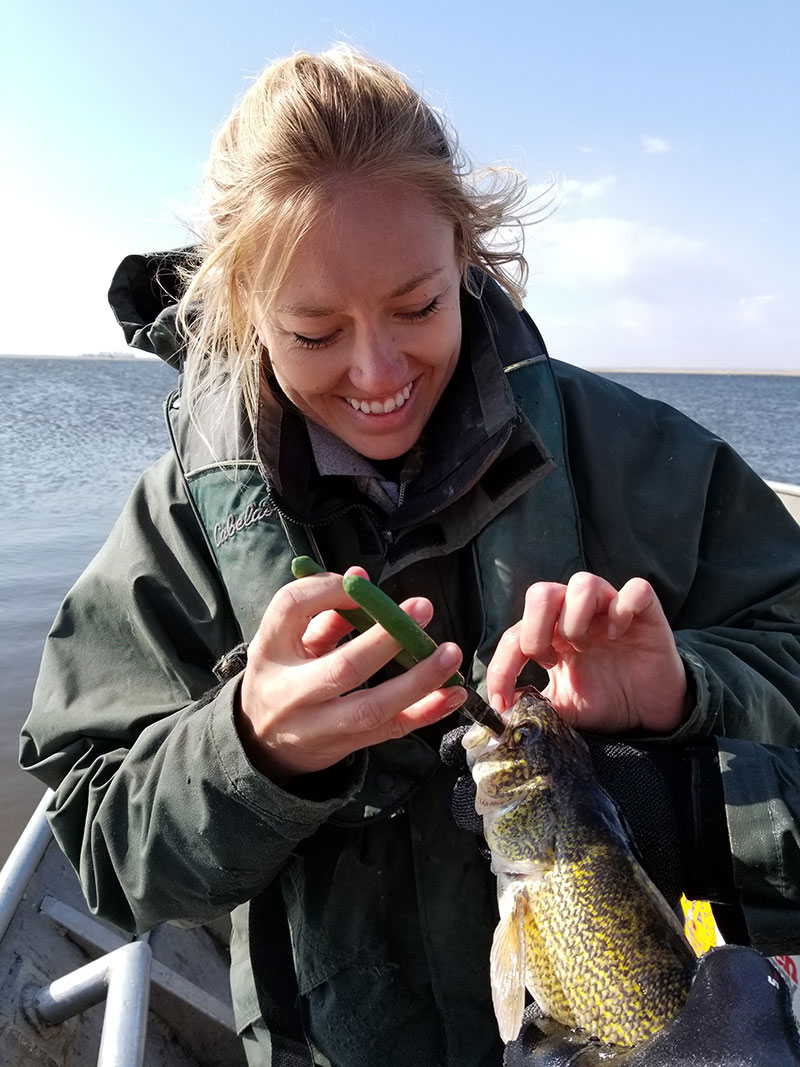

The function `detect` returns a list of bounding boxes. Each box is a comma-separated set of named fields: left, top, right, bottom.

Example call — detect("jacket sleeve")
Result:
left=556, top=364, right=800, bottom=949
left=19, top=453, right=366, bottom=934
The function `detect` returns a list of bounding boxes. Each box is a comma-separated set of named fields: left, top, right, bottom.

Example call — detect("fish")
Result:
left=463, top=686, right=696, bottom=1048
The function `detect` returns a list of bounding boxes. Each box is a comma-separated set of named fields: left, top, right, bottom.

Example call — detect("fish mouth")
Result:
left=464, top=729, right=520, bottom=818
left=462, top=722, right=502, bottom=770
left=344, top=381, right=413, bottom=414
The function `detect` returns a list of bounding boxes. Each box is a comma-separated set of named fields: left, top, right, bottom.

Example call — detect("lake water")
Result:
left=600, top=371, right=800, bottom=486
left=0, top=357, right=178, bottom=861
left=0, top=357, right=798, bottom=862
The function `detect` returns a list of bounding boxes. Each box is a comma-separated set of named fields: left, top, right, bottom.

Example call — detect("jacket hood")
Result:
left=108, top=248, right=196, bottom=368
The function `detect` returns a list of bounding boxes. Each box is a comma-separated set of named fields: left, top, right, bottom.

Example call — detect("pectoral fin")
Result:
left=490, top=882, right=528, bottom=1042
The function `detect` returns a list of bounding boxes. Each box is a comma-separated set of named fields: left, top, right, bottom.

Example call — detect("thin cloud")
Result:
left=736, top=293, right=781, bottom=324
left=526, top=221, right=796, bottom=370
left=610, top=297, right=658, bottom=336
left=533, top=216, right=706, bottom=288
left=561, top=175, right=618, bottom=204
left=641, top=135, right=674, bottom=155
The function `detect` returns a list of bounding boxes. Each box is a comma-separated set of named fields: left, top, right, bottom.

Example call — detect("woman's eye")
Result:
left=290, top=298, right=441, bottom=347
left=399, top=296, right=441, bottom=323
left=293, top=332, right=335, bottom=350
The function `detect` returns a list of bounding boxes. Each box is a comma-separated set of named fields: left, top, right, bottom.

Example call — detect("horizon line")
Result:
left=0, top=352, right=797, bottom=376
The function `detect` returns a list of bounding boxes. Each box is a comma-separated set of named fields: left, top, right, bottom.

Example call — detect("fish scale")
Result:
left=465, top=687, right=696, bottom=1048
left=522, top=849, right=692, bottom=1044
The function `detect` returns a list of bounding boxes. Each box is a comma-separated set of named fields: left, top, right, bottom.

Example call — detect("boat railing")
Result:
left=767, top=480, right=800, bottom=523
left=0, top=790, right=153, bottom=1067
left=0, top=789, right=52, bottom=945
left=23, top=941, right=151, bottom=1067
left=1, top=790, right=244, bottom=1066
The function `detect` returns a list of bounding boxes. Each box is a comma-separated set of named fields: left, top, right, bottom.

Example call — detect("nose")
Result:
left=348, top=325, right=408, bottom=395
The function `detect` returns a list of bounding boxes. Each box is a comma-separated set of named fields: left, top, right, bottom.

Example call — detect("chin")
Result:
left=355, top=440, right=410, bottom=461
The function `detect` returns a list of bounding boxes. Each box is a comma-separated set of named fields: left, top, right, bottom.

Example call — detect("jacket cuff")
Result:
left=662, top=643, right=716, bottom=742
left=206, top=675, right=368, bottom=835
left=717, top=737, right=800, bottom=955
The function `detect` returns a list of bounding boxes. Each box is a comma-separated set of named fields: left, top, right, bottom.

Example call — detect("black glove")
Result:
left=503, top=945, right=800, bottom=1066
left=439, top=722, right=486, bottom=837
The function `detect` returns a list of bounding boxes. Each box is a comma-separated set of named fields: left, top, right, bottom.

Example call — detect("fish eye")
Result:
left=510, top=720, right=542, bottom=745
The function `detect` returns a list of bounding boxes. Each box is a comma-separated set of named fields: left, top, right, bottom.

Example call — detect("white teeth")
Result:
left=347, top=382, right=413, bottom=414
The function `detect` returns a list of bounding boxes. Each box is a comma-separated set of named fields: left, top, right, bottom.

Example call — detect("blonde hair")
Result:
left=178, top=45, right=532, bottom=442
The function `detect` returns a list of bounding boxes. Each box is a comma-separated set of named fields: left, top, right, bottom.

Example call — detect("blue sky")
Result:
left=2, top=0, right=798, bottom=369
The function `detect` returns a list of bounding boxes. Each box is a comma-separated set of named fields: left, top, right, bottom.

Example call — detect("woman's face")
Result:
left=256, top=182, right=463, bottom=461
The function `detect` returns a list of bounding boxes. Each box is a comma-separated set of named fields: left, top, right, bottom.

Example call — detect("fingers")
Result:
left=249, top=570, right=362, bottom=664
left=515, top=573, right=644, bottom=660
left=241, top=568, right=466, bottom=780
left=518, top=581, right=568, bottom=666
left=487, top=576, right=607, bottom=698
left=605, top=576, right=661, bottom=640
left=247, top=637, right=465, bottom=781
left=301, top=607, right=360, bottom=657
left=486, top=624, right=530, bottom=713
left=335, top=641, right=465, bottom=740
left=558, top=572, right=617, bottom=649
left=301, top=588, right=434, bottom=659
left=486, top=573, right=662, bottom=710
left=252, top=564, right=432, bottom=667
left=350, top=688, right=469, bottom=750
left=306, top=595, right=439, bottom=703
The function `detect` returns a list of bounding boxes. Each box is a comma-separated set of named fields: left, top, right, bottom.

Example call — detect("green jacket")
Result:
left=20, top=266, right=800, bottom=1067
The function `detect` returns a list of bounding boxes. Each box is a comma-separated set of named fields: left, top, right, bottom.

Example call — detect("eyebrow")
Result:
left=275, top=267, right=448, bottom=317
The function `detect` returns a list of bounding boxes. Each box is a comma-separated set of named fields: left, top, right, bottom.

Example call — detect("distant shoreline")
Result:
left=593, top=366, right=800, bottom=376
left=0, top=351, right=160, bottom=361
left=0, top=352, right=796, bottom=375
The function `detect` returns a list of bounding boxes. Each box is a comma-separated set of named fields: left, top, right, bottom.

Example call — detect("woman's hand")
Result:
left=237, top=566, right=466, bottom=781
left=486, top=572, right=688, bottom=734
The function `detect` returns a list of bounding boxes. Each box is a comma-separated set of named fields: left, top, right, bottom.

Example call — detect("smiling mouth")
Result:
left=345, top=382, right=413, bottom=414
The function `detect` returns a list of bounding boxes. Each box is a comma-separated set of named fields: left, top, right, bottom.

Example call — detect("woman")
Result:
left=21, top=46, right=800, bottom=1066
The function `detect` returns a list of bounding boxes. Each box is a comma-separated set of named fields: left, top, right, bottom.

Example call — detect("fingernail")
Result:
left=439, top=642, right=462, bottom=672
left=445, top=687, right=467, bottom=711
left=489, top=693, right=506, bottom=715
left=607, top=622, right=618, bottom=640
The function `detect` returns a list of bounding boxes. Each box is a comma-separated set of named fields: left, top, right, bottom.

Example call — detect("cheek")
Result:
left=270, top=350, right=340, bottom=407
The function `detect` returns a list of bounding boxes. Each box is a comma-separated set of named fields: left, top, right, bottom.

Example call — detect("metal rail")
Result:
left=0, top=788, right=53, bottom=944
left=23, top=941, right=152, bottom=1067
left=767, top=480, right=800, bottom=522
left=0, top=790, right=153, bottom=1066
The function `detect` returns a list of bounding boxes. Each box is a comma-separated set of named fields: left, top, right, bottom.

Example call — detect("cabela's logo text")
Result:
left=214, top=498, right=273, bottom=547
